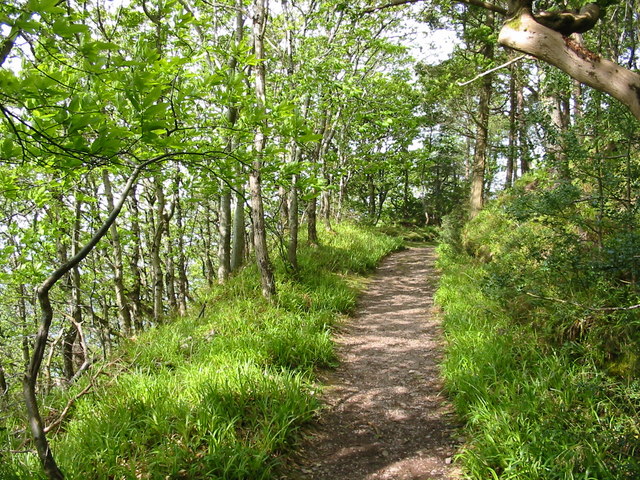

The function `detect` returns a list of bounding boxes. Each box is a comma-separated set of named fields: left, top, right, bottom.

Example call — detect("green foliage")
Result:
left=437, top=185, right=640, bottom=479
left=0, top=224, right=399, bottom=480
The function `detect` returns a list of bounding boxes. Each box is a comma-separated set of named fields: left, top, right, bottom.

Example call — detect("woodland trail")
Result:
left=283, top=246, right=463, bottom=480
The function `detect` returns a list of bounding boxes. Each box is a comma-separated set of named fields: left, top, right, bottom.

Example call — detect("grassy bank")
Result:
left=2, top=224, right=401, bottom=480
left=436, top=214, right=640, bottom=479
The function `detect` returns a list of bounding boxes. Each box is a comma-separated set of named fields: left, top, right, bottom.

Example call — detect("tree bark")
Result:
left=469, top=12, right=494, bottom=218
left=498, top=10, right=640, bottom=121
left=24, top=160, right=151, bottom=480
left=127, top=185, right=145, bottom=331
left=174, top=178, right=189, bottom=316
left=0, top=362, right=7, bottom=395
left=250, top=0, right=276, bottom=300
left=231, top=187, right=246, bottom=272
left=151, top=175, right=166, bottom=323
left=102, top=170, right=132, bottom=335
left=506, top=63, right=517, bottom=188
left=218, top=185, right=232, bottom=283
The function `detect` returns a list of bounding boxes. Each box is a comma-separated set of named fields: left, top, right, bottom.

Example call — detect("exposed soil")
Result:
left=282, top=246, right=463, bottom=480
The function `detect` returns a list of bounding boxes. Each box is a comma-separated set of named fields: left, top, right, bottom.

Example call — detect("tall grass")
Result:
left=437, top=240, right=640, bottom=479
left=1, top=223, right=401, bottom=480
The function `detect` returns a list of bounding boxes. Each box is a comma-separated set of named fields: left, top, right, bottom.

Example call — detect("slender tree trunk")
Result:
left=24, top=161, right=149, bottom=480
left=546, top=91, right=571, bottom=180
left=516, top=81, right=530, bottom=175
left=307, top=198, right=319, bottom=245
left=0, top=362, right=7, bottom=395
left=225, top=0, right=245, bottom=276
left=368, top=174, right=376, bottom=220
left=506, top=63, right=517, bottom=188
left=128, top=185, right=144, bottom=331
left=469, top=12, right=494, bottom=218
left=151, top=176, right=166, bottom=323
left=250, top=0, right=276, bottom=299
left=174, top=179, right=189, bottom=316
left=218, top=185, right=232, bottom=283
left=103, top=170, right=132, bottom=335
left=63, top=200, right=83, bottom=382
left=165, top=219, right=178, bottom=313
left=231, top=187, right=246, bottom=272
left=203, top=199, right=217, bottom=285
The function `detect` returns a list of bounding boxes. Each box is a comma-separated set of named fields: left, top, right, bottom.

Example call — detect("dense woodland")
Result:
left=0, top=0, right=639, bottom=477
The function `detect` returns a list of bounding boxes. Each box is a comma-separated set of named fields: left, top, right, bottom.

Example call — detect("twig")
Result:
left=44, top=365, right=102, bottom=435
left=363, top=0, right=507, bottom=15
left=457, top=54, right=528, bottom=86
left=525, top=292, right=640, bottom=312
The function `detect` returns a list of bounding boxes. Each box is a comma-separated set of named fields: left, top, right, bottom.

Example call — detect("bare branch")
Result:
left=525, top=292, right=640, bottom=312
left=458, top=54, right=528, bottom=86
left=363, top=0, right=507, bottom=16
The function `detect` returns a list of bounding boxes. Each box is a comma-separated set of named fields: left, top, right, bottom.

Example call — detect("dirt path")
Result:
left=283, top=246, right=463, bottom=480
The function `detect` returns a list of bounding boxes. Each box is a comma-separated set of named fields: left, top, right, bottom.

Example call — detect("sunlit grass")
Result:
left=1, top=223, right=401, bottom=480
left=437, top=246, right=640, bottom=480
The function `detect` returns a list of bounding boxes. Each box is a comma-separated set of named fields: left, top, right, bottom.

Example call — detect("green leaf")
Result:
left=52, top=19, right=90, bottom=37
left=297, top=133, right=323, bottom=143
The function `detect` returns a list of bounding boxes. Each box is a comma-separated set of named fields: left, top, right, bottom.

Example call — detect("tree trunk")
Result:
left=128, top=185, right=144, bottom=331
left=516, top=81, right=530, bottom=174
left=102, top=170, right=132, bottom=335
left=469, top=12, right=494, bottom=218
left=0, top=362, right=7, bottom=395
left=151, top=175, right=166, bottom=323
left=250, top=0, right=276, bottom=300
left=506, top=63, right=517, bottom=188
left=231, top=187, right=246, bottom=272
left=174, top=178, right=189, bottom=316
left=24, top=161, right=149, bottom=480
left=499, top=10, right=640, bottom=121
left=218, top=184, right=232, bottom=283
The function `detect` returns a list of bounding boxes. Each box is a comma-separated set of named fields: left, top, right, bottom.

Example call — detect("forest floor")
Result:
left=282, top=246, right=463, bottom=480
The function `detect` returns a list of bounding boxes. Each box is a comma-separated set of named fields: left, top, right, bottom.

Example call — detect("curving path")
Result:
left=284, top=246, right=463, bottom=480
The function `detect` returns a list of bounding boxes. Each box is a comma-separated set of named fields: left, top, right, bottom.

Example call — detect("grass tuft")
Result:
left=1, top=223, right=401, bottom=480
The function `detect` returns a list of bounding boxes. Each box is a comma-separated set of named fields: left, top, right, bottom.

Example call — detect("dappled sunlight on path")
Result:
left=283, top=247, right=462, bottom=480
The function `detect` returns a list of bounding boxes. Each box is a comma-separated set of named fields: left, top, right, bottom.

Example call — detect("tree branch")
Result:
left=363, top=0, right=507, bottom=16
left=498, top=11, right=640, bottom=121
left=458, top=53, right=528, bottom=86
left=525, top=292, right=640, bottom=311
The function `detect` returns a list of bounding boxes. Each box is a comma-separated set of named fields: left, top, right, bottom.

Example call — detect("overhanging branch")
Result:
left=363, top=0, right=507, bottom=16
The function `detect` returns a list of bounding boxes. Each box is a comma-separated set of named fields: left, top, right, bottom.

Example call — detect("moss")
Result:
left=504, top=15, right=522, bottom=30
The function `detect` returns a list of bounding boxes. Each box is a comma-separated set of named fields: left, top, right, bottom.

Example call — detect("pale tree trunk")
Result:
left=306, top=130, right=323, bottom=245
left=250, top=0, right=276, bottom=299
left=165, top=222, right=178, bottom=313
left=24, top=162, right=150, bottom=480
left=151, top=176, right=166, bottom=323
left=102, top=170, right=132, bottom=335
left=516, top=81, right=530, bottom=174
left=283, top=0, right=302, bottom=269
left=469, top=11, right=494, bottom=218
left=174, top=178, right=189, bottom=316
left=203, top=199, right=217, bottom=286
left=218, top=185, right=232, bottom=283
left=505, top=63, right=517, bottom=188
left=231, top=187, right=246, bottom=272
left=229, top=0, right=246, bottom=275
left=498, top=8, right=640, bottom=121
left=63, top=199, right=84, bottom=382
left=546, top=91, right=571, bottom=179
left=163, top=193, right=177, bottom=313
left=128, top=185, right=144, bottom=331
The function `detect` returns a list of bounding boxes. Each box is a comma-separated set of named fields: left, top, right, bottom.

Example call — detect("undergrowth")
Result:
left=437, top=181, right=640, bottom=479
left=2, top=223, right=401, bottom=480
